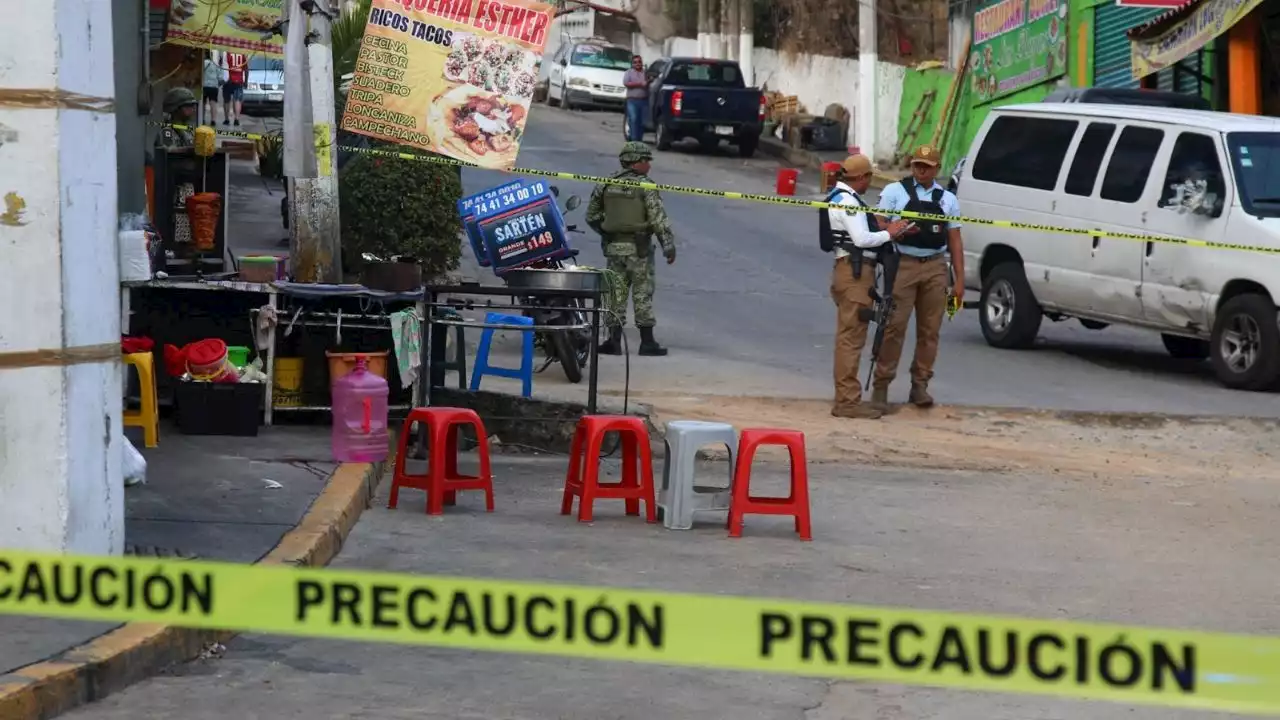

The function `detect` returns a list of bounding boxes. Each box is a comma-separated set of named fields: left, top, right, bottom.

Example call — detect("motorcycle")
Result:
left=503, top=186, right=598, bottom=384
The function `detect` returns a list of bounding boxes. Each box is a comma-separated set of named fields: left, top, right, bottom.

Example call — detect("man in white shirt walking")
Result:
left=827, top=154, right=912, bottom=419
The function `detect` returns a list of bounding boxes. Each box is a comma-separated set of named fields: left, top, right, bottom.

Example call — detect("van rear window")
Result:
left=971, top=115, right=1077, bottom=191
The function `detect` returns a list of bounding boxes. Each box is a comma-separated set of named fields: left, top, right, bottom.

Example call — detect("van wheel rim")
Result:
left=986, top=279, right=1015, bottom=333
left=1220, top=314, right=1261, bottom=373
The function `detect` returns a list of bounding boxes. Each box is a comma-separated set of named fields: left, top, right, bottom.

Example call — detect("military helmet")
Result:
left=619, top=141, right=653, bottom=165
left=163, top=86, right=198, bottom=114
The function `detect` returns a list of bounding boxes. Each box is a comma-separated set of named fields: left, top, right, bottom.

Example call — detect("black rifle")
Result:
left=853, top=242, right=900, bottom=391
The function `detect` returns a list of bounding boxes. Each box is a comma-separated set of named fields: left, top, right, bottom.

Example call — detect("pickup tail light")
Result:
left=758, top=94, right=767, bottom=121
left=672, top=90, right=683, bottom=116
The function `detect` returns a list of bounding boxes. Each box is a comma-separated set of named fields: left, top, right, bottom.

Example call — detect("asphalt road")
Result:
left=461, top=105, right=1278, bottom=417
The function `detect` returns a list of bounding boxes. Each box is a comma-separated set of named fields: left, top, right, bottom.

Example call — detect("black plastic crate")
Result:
left=173, top=381, right=264, bottom=437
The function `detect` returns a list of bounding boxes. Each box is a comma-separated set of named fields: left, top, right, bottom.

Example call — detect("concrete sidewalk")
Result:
left=60, top=453, right=1279, bottom=720
left=0, top=421, right=383, bottom=720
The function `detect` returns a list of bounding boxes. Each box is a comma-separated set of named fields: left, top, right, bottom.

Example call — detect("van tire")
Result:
left=1161, top=333, right=1209, bottom=360
left=979, top=262, right=1042, bottom=349
left=738, top=136, right=758, bottom=158
left=1209, top=293, right=1280, bottom=391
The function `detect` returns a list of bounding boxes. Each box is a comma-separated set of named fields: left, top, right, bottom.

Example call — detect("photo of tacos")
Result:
left=227, top=8, right=277, bottom=32
left=170, top=0, right=196, bottom=25
left=427, top=86, right=528, bottom=168
left=443, top=33, right=538, bottom=100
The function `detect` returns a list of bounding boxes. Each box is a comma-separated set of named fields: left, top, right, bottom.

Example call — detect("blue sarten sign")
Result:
left=457, top=179, right=525, bottom=268
left=469, top=179, right=571, bottom=275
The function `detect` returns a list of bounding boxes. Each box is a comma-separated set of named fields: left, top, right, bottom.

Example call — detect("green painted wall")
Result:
left=896, top=68, right=954, bottom=161
left=896, top=0, right=1104, bottom=174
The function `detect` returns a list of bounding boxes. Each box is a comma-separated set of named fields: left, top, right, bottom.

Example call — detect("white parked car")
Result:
left=960, top=103, right=1280, bottom=391
left=546, top=39, right=631, bottom=111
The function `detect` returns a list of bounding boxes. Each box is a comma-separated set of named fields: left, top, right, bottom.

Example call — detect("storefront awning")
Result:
left=1127, top=0, right=1264, bottom=79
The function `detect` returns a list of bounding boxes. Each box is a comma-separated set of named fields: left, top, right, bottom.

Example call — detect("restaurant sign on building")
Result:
left=1130, top=0, right=1266, bottom=78
left=969, top=0, right=1070, bottom=105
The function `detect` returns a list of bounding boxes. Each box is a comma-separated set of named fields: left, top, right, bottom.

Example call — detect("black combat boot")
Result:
left=638, top=327, right=668, bottom=356
left=598, top=327, right=623, bottom=355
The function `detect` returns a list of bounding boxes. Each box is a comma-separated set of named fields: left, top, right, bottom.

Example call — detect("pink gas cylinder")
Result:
left=331, top=356, right=389, bottom=462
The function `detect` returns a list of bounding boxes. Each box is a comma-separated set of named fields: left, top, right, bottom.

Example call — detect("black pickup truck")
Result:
left=628, top=57, right=765, bottom=158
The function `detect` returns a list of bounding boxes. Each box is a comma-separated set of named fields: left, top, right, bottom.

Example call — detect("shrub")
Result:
left=338, top=145, right=463, bottom=280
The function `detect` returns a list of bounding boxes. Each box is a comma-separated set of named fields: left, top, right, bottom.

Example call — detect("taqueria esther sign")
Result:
left=1130, top=0, right=1266, bottom=78
left=341, top=0, right=553, bottom=169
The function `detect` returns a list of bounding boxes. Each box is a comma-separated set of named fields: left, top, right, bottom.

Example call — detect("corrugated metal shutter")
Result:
left=1094, top=3, right=1165, bottom=88
left=148, top=7, right=168, bottom=48
left=1153, top=51, right=1203, bottom=94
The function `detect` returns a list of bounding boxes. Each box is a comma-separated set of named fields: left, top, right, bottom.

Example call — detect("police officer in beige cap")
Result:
left=820, top=154, right=912, bottom=419
left=871, top=144, right=965, bottom=409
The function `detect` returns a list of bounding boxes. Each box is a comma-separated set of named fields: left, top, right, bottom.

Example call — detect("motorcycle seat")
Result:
left=566, top=248, right=580, bottom=258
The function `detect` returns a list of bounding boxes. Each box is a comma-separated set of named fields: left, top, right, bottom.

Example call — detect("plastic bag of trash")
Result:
left=123, top=434, right=147, bottom=487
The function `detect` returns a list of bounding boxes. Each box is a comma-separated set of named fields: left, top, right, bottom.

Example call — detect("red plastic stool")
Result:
left=727, top=428, right=811, bottom=540
left=561, top=415, right=656, bottom=523
left=389, top=407, right=495, bottom=515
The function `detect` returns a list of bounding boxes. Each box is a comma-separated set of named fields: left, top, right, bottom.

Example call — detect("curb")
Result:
left=0, top=461, right=386, bottom=720
left=758, top=137, right=900, bottom=191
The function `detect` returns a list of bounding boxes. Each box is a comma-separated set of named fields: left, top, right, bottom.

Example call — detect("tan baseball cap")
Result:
left=911, top=144, right=941, bottom=167
left=840, top=154, right=873, bottom=177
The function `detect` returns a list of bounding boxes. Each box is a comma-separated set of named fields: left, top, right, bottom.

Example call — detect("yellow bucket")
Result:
left=273, top=357, right=304, bottom=408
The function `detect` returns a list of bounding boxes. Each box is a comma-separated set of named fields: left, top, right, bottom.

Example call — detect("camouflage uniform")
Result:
left=155, top=87, right=197, bottom=151
left=586, top=141, right=677, bottom=356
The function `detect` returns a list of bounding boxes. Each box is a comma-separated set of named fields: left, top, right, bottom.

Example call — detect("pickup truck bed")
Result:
left=637, top=57, right=765, bottom=157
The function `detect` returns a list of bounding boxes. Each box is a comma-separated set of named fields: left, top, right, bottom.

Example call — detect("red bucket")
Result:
left=776, top=168, right=799, bottom=196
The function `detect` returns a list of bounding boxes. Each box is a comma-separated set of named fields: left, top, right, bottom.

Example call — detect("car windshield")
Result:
left=665, top=61, right=743, bottom=87
left=248, top=56, right=280, bottom=72
left=1227, top=132, right=1280, bottom=218
left=570, top=45, right=631, bottom=70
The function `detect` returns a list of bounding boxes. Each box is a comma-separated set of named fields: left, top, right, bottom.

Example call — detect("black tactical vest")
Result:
left=897, top=178, right=948, bottom=251
left=818, top=187, right=879, bottom=252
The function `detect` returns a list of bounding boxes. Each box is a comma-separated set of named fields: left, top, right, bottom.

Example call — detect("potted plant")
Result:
left=338, top=143, right=463, bottom=292
left=255, top=130, right=284, bottom=180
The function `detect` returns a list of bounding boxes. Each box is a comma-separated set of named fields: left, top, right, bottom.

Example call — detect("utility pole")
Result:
left=738, top=0, right=754, bottom=86
left=857, top=0, right=878, bottom=160
left=289, top=0, right=342, bottom=284
left=697, top=0, right=709, bottom=58
left=718, top=0, right=731, bottom=59
left=0, top=0, right=124, bottom=554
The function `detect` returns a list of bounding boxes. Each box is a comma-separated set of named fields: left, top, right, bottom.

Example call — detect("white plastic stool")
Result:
left=659, top=420, right=738, bottom=530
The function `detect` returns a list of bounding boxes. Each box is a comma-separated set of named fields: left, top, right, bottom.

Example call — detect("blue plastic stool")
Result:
left=470, top=312, right=535, bottom=398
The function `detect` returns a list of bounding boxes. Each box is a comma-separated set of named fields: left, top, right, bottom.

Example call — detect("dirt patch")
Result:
left=640, top=394, right=1280, bottom=482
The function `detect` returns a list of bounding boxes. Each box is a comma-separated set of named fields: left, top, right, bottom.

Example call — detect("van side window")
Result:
left=1158, top=132, right=1225, bottom=210
left=970, top=116, right=1077, bottom=191
left=1100, top=126, right=1164, bottom=203
left=1064, top=123, right=1116, bottom=196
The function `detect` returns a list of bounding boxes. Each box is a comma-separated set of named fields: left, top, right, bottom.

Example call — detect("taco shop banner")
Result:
left=1130, top=0, right=1266, bottom=79
left=165, top=0, right=284, bottom=56
left=969, top=0, right=1068, bottom=105
left=341, top=0, right=553, bottom=170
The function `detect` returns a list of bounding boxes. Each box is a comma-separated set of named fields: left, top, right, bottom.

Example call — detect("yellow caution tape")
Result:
left=2, top=549, right=1279, bottom=714
left=160, top=123, right=1280, bottom=258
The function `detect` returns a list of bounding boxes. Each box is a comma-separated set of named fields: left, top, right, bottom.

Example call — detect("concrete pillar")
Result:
left=0, top=0, right=125, bottom=555
left=290, top=3, right=343, bottom=283
left=1228, top=12, right=1261, bottom=115
left=857, top=0, right=878, bottom=159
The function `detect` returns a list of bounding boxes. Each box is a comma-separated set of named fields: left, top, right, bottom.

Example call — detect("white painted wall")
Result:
left=631, top=37, right=906, bottom=163
left=0, top=0, right=124, bottom=554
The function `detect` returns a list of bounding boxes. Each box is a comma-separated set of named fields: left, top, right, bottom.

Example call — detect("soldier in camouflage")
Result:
left=155, top=87, right=198, bottom=151
left=586, top=141, right=677, bottom=356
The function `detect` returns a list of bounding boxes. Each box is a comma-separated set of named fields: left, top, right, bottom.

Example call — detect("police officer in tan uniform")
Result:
left=871, top=144, right=965, bottom=409
left=823, top=155, right=912, bottom=419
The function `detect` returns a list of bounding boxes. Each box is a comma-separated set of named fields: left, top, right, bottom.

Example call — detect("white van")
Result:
left=546, top=39, right=632, bottom=111
left=959, top=103, right=1280, bottom=391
